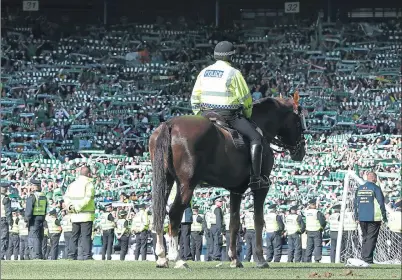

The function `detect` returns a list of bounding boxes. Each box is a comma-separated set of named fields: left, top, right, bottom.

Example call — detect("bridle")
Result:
left=270, top=108, right=306, bottom=156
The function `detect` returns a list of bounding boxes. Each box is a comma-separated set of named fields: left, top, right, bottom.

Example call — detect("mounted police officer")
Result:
left=25, top=179, right=47, bottom=260
left=0, top=183, right=12, bottom=260
left=191, top=41, right=269, bottom=189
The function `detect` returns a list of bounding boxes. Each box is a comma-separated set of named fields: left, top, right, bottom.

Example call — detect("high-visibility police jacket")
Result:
left=47, top=216, right=62, bottom=234
left=343, top=211, right=357, bottom=231
left=62, top=214, right=73, bottom=233
left=18, top=218, right=29, bottom=236
left=44, top=226, right=49, bottom=237
left=329, top=213, right=340, bottom=232
left=264, top=213, right=279, bottom=232
left=100, top=213, right=115, bottom=231
left=286, top=214, right=301, bottom=234
left=244, top=211, right=255, bottom=230
left=305, top=209, right=322, bottom=231
left=33, top=192, right=47, bottom=216
left=9, top=217, right=19, bottom=234
left=64, top=175, right=96, bottom=223
left=205, top=206, right=217, bottom=228
left=191, top=60, right=253, bottom=118
left=224, top=213, right=230, bottom=231
left=131, top=210, right=149, bottom=233
left=388, top=211, right=402, bottom=233
left=116, top=218, right=129, bottom=235
left=148, top=214, right=155, bottom=233
left=192, top=214, right=203, bottom=232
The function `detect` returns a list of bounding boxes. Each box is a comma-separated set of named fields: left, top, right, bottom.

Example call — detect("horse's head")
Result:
left=277, top=102, right=306, bottom=161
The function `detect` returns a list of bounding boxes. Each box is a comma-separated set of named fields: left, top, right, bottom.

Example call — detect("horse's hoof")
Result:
left=174, top=260, right=189, bottom=269
left=256, top=262, right=269, bottom=269
left=230, top=260, right=244, bottom=268
left=156, top=258, right=169, bottom=268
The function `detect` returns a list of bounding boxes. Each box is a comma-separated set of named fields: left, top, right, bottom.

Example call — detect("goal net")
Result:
left=336, top=171, right=402, bottom=264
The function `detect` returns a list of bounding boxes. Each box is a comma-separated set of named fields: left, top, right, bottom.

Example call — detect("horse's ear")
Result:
left=293, top=91, right=300, bottom=106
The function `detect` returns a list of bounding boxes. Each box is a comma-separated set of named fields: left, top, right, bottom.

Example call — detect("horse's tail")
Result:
left=152, top=122, right=172, bottom=234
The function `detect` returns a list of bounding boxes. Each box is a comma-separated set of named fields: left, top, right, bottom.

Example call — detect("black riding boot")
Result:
left=249, top=144, right=268, bottom=190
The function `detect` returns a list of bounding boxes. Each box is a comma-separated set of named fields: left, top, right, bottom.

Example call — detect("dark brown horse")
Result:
left=149, top=96, right=306, bottom=269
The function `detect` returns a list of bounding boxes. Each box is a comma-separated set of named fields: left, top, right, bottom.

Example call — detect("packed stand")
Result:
left=0, top=15, right=401, bottom=261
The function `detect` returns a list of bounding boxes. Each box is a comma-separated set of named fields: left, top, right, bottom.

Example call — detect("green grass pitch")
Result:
left=2, top=260, right=401, bottom=279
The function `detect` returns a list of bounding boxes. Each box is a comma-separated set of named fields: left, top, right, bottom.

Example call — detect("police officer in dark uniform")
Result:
left=286, top=205, right=305, bottom=263
left=190, top=206, right=204, bottom=261
left=354, top=171, right=387, bottom=264
left=25, top=179, right=47, bottom=260
left=179, top=205, right=193, bottom=261
left=0, top=183, right=12, bottom=260
left=7, top=210, right=20, bottom=260
left=210, top=197, right=224, bottom=261
left=304, top=199, right=326, bottom=263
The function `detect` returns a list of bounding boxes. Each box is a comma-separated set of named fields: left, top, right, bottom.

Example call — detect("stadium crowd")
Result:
left=0, top=14, right=401, bottom=262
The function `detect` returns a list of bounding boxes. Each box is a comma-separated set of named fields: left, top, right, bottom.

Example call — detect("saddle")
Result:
left=202, top=111, right=247, bottom=149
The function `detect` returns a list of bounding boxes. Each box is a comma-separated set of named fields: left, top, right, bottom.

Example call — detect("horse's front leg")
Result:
left=253, top=188, right=270, bottom=268
left=229, top=191, right=244, bottom=268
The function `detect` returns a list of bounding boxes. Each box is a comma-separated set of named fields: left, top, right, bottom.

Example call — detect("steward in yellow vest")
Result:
left=132, top=204, right=149, bottom=261
left=0, top=183, right=12, bottom=260
left=18, top=210, right=30, bottom=260
left=243, top=206, right=257, bottom=262
left=100, top=203, right=115, bottom=261
left=115, top=210, right=129, bottom=261
left=191, top=206, right=204, bottom=261
left=286, top=205, right=305, bottom=263
left=46, top=209, right=62, bottom=260
left=61, top=212, right=73, bottom=259
left=24, top=180, right=47, bottom=260
left=327, top=204, right=344, bottom=263
left=304, top=199, right=326, bottom=263
left=63, top=167, right=96, bottom=261
left=264, top=204, right=285, bottom=262
left=7, top=211, right=20, bottom=260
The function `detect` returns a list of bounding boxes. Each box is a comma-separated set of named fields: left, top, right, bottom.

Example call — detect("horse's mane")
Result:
left=253, top=97, right=294, bottom=110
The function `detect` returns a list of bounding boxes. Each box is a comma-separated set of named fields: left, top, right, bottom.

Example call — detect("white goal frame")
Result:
left=335, top=170, right=365, bottom=263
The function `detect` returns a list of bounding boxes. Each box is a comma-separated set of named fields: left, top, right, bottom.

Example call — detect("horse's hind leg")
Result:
left=167, top=180, right=195, bottom=269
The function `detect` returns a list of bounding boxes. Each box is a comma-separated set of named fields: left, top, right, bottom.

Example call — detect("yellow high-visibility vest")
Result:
left=47, top=216, right=62, bottom=234
left=388, top=211, right=402, bottom=233
left=244, top=211, right=255, bottom=230
left=9, top=217, right=19, bottom=234
left=116, top=218, right=129, bottom=235
left=131, top=210, right=148, bottom=233
left=32, top=192, right=46, bottom=216
left=64, top=176, right=95, bottom=223
left=286, top=214, right=300, bottom=234
left=18, top=218, right=29, bottom=236
left=329, top=213, right=340, bottom=232
left=264, top=213, right=279, bottom=232
left=62, top=215, right=73, bottom=232
left=192, top=214, right=203, bottom=232
left=100, top=213, right=115, bottom=231
left=305, top=209, right=321, bottom=231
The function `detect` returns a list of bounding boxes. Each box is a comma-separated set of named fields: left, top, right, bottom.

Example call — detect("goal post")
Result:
left=335, top=170, right=402, bottom=264
left=335, top=170, right=364, bottom=263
